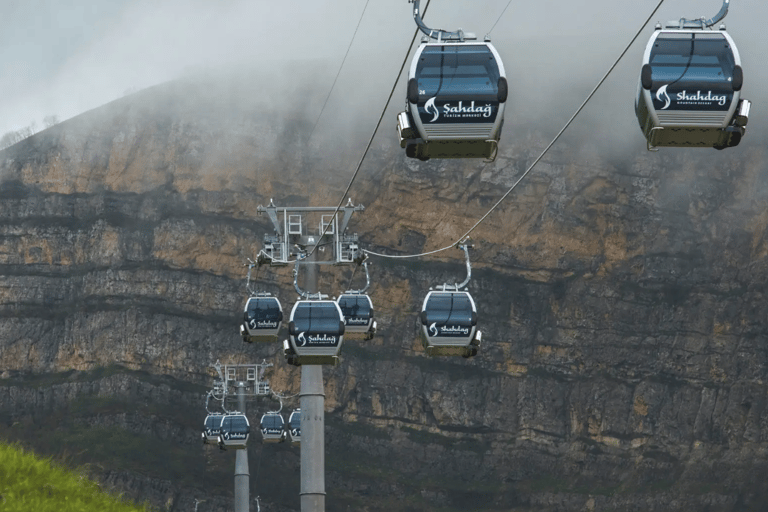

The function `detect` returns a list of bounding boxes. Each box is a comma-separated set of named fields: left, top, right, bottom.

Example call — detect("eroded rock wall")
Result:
left=1, top=76, right=767, bottom=511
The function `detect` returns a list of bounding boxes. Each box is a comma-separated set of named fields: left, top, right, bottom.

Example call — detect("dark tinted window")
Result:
left=245, top=298, right=282, bottom=322
left=650, top=33, right=735, bottom=85
left=205, top=416, right=221, bottom=429
left=229, top=416, right=250, bottom=434
left=293, top=302, right=342, bottom=335
left=262, top=414, right=283, bottom=429
left=424, top=293, right=474, bottom=325
left=416, top=45, right=500, bottom=99
left=338, top=295, right=372, bottom=318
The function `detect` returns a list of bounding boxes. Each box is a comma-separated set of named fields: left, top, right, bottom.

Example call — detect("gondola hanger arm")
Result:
left=292, top=265, right=328, bottom=300
left=437, top=244, right=472, bottom=291
left=245, top=259, right=256, bottom=295
left=704, top=0, right=730, bottom=27
left=456, top=243, right=473, bottom=291
left=345, top=258, right=371, bottom=294
left=673, top=0, right=729, bottom=28
left=408, top=0, right=473, bottom=41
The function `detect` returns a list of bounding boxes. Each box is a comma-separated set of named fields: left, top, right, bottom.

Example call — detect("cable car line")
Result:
left=365, top=0, right=668, bottom=261
left=305, top=0, right=432, bottom=261
left=487, top=0, right=513, bottom=36
left=306, top=0, right=372, bottom=145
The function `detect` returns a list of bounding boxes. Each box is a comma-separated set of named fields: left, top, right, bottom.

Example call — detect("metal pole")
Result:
left=235, top=382, right=250, bottom=512
left=301, top=245, right=325, bottom=511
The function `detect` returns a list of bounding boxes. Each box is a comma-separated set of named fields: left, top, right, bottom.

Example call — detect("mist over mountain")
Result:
left=2, top=0, right=768, bottom=508
left=1, top=58, right=767, bottom=511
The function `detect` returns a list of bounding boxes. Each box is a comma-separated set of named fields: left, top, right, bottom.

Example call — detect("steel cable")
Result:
left=365, top=0, right=667, bottom=261
left=305, top=0, right=432, bottom=260
left=487, top=0, right=513, bottom=36
left=306, top=0, right=372, bottom=145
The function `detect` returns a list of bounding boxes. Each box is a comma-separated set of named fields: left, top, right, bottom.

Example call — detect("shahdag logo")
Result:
left=428, top=322, right=438, bottom=337
left=297, top=332, right=307, bottom=347
left=424, top=97, right=440, bottom=122
left=250, top=319, right=277, bottom=329
left=656, top=84, right=671, bottom=110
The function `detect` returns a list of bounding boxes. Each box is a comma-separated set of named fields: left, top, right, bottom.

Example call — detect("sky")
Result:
left=1, top=0, right=766, bottom=142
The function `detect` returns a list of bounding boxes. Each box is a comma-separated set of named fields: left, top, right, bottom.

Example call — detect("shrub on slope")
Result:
left=0, top=443, right=150, bottom=512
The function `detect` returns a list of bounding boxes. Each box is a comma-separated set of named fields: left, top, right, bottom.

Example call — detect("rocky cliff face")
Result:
left=1, top=74, right=768, bottom=511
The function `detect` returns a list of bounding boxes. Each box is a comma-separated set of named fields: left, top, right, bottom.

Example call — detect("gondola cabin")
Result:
left=240, top=295, right=283, bottom=342
left=636, top=25, right=750, bottom=149
left=201, top=413, right=223, bottom=445
left=337, top=293, right=376, bottom=340
left=286, top=300, right=345, bottom=365
left=260, top=412, right=286, bottom=443
left=288, top=409, right=301, bottom=445
left=397, top=39, right=507, bottom=161
left=217, top=413, right=250, bottom=450
left=419, top=291, right=481, bottom=358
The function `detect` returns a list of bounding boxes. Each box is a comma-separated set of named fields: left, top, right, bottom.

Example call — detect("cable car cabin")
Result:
left=636, top=27, right=750, bottom=150
left=286, top=300, right=345, bottom=365
left=260, top=412, right=286, bottom=443
left=201, top=413, right=223, bottom=445
left=419, top=291, right=481, bottom=358
left=397, top=41, right=507, bottom=161
left=337, top=293, right=376, bottom=340
left=217, top=413, right=250, bottom=450
left=288, top=409, right=301, bottom=445
left=240, top=295, right=283, bottom=342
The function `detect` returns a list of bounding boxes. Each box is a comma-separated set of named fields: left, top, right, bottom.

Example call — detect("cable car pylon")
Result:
left=201, top=361, right=274, bottom=512
left=253, top=201, right=368, bottom=510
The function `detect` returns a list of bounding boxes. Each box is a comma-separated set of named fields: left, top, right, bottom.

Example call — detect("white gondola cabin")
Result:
left=636, top=24, right=749, bottom=150
left=337, top=293, right=376, bottom=340
left=260, top=412, right=286, bottom=443
left=285, top=300, right=345, bottom=365
left=201, top=413, right=223, bottom=445
left=397, top=40, right=507, bottom=161
left=419, top=291, right=481, bottom=358
left=240, top=294, right=283, bottom=342
left=217, top=413, right=250, bottom=450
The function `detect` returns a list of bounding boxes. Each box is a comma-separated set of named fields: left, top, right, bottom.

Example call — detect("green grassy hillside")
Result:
left=0, top=443, right=150, bottom=512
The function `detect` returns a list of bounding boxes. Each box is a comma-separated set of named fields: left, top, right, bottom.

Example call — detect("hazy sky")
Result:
left=1, top=0, right=766, bottom=139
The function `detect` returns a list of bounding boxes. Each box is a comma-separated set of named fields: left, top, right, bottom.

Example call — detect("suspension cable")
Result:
left=305, top=0, right=431, bottom=260
left=487, top=0, right=513, bottom=36
left=365, top=0, right=667, bottom=261
left=306, top=0, right=372, bottom=145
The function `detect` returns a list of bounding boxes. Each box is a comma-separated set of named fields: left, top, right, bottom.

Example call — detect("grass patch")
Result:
left=44, top=426, right=196, bottom=478
left=0, top=442, right=150, bottom=512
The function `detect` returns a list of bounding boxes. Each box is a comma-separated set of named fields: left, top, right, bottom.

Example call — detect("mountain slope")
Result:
left=1, top=73, right=768, bottom=511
